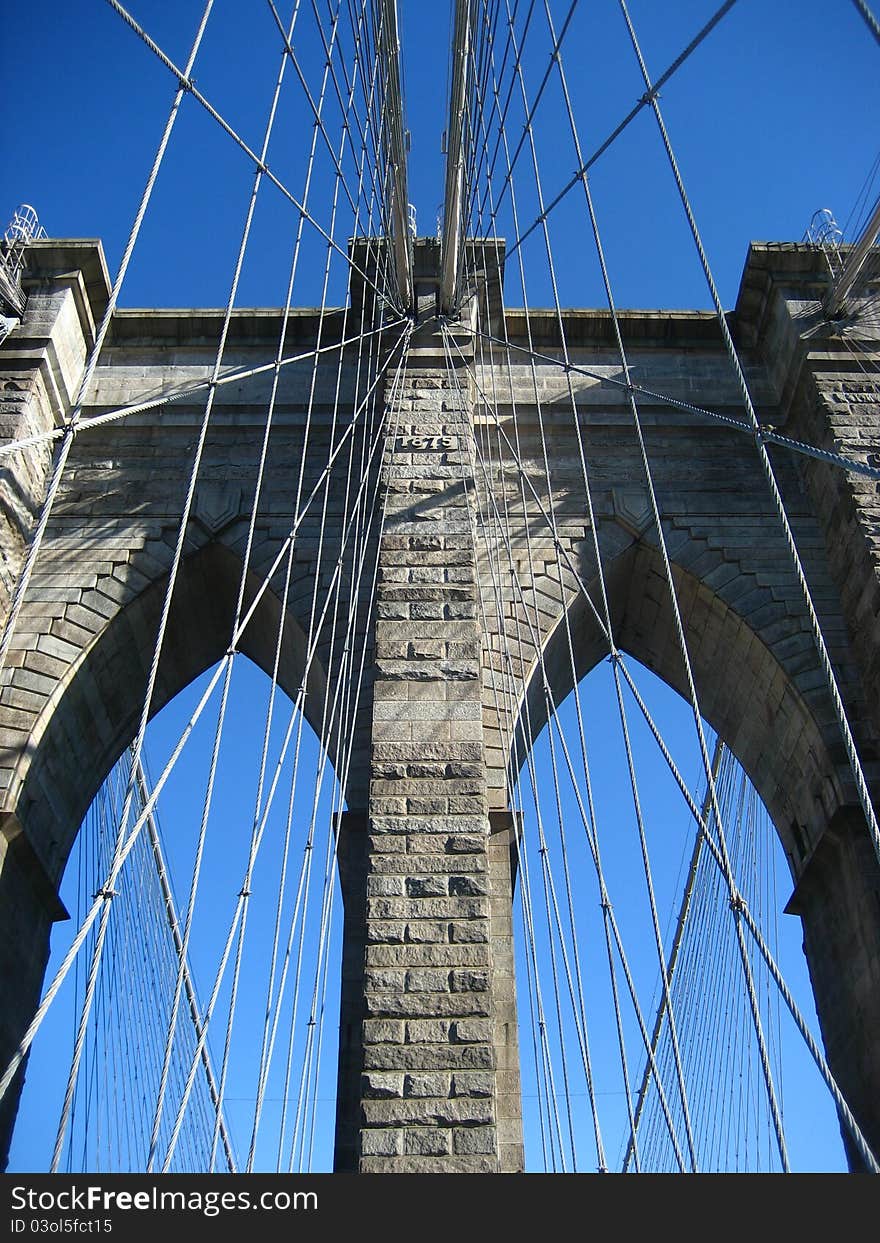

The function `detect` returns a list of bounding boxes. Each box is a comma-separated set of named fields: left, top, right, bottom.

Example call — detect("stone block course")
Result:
left=364, top=992, right=491, bottom=1020
left=336, top=347, right=515, bottom=1172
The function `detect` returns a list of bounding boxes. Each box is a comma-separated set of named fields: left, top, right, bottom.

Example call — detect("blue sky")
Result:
left=4, top=1, right=879, bottom=307
left=4, top=0, right=879, bottom=1173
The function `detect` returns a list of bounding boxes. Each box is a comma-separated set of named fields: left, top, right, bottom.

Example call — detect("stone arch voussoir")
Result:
left=0, top=539, right=328, bottom=892
left=507, top=539, right=858, bottom=883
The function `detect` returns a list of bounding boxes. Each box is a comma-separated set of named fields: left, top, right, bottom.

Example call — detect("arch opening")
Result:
left=3, top=539, right=332, bottom=890
left=8, top=653, right=348, bottom=1173
left=508, top=653, right=848, bottom=1172
left=508, top=540, right=859, bottom=880
left=0, top=531, right=376, bottom=1171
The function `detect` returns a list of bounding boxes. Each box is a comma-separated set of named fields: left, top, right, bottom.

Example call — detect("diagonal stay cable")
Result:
left=447, top=322, right=689, bottom=1171
left=0, top=321, right=406, bottom=462
left=146, top=0, right=333, bottom=1168
left=616, top=657, right=879, bottom=1173
left=159, top=327, right=412, bottom=1171
left=0, top=0, right=216, bottom=677
left=102, top=0, right=394, bottom=312
left=134, top=756, right=237, bottom=1173
left=623, top=736, right=725, bottom=1172
left=443, top=323, right=579, bottom=1168
left=265, top=0, right=365, bottom=222
left=544, top=0, right=790, bottom=1168
left=46, top=3, right=226, bottom=1170
left=244, top=3, right=389, bottom=1169
left=851, top=0, right=880, bottom=46
left=275, top=323, right=407, bottom=1170
left=466, top=274, right=609, bottom=1169
left=469, top=0, right=579, bottom=246
left=0, top=323, right=409, bottom=1112
left=617, top=0, right=880, bottom=873
left=504, top=0, right=739, bottom=260
left=443, top=328, right=612, bottom=645
left=467, top=327, right=880, bottom=481
left=204, top=9, right=380, bottom=1164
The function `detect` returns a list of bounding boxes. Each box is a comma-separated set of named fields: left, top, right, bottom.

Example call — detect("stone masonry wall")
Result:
left=334, top=330, right=524, bottom=1172
left=764, top=268, right=880, bottom=1169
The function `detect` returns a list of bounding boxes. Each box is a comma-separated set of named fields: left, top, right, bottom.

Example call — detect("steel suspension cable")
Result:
left=462, top=327, right=880, bottom=482
left=624, top=737, right=724, bottom=1170
left=202, top=0, right=374, bottom=1168
left=102, top=0, right=395, bottom=312
left=158, top=330, right=408, bottom=1172
left=0, top=0, right=215, bottom=677
left=0, top=320, right=408, bottom=1113
left=482, top=5, right=700, bottom=1160
left=536, top=0, right=790, bottom=1168
left=851, top=0, right=880, bottom=46
left=617, top=0, right=880, bottom=873
left=615, top=657, right=879, bottom=1171
left=453, top=344, right=566, bottom=1169
left=159, top=318, right=409, bottom=1170
left=445, top=318, right=689, bottom=1169
left=458, top=68, right=627, bottom=1164
left=145, top=0, right=330, bottom=1167
left=444, top=327, right=583, bottom=1169
left=504, top=0, right=739, bottom=260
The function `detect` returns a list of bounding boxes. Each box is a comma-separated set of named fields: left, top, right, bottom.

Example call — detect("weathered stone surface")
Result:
left=361, top=1072, right=404, bottom=1099
left=403, top=1128, right=451, bottom=1156
left=362, top=1019, right=405, bottom=1045
left=403, top=1073, right=450, bottom=1098
left=360, top=1128, right=403, bottom=1157
left=404, top=968, right=450, bottom=993
left=366, top=943, right=489, bottom=968
left=364, top=991, right=491, bottom=1019
left=451, top=1071, right=494, bottom=1098
left=404, top=875, right=447, bottom=898
left=450, top=1019, right=493, bottom=1044
left=453, top=1127, right=497, bottom=1155
left=363, top=1044, right=495, bottom=1072
left=359, top=1154, right=496, bottom=1173
left=361, top=1097, right=494, bottom=1127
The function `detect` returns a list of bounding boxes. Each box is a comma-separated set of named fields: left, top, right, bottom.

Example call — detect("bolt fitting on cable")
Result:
left=94, top=887, right=118, bottom=900
left=729, top=892, right=745, bottom=913
left=239, top=887, right=252, bottom=898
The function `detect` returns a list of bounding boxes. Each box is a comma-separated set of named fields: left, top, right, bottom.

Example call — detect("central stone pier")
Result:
left=334, top=285, right=524, bottom=1171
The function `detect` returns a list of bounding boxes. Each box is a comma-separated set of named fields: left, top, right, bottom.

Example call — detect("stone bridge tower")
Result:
left=0, top=235, right=878, bottom=1170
